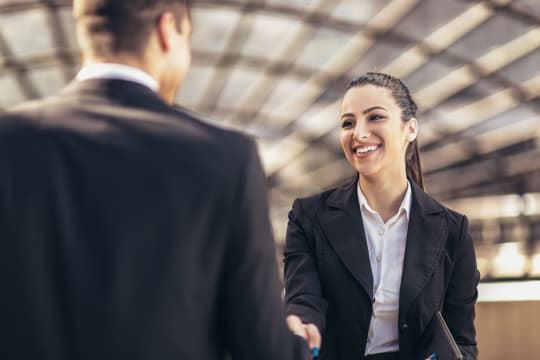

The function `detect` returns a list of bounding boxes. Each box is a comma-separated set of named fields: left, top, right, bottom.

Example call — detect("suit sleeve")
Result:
left=443, top=215, right=479, bottom=360
left=219, top=137, right=309, bottom=360
left=283, top=199, right=327, bottom=334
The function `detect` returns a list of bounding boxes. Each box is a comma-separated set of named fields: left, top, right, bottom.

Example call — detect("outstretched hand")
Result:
left=286, top=314, right=321, bottom=354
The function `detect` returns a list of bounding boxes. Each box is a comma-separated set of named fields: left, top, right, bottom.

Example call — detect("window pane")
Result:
left=28, top=66, right=66, bottom=98
left=331, top=0, right=392, bottom=25
left=190, top=7, right=241, bottom=54
left=217, top=67, right=261, bottom=109
left=447, top=12, right=533, bottom=62
left=0, top=7, right=55, bottom=57
left=295, top=27, right=354, bottom=70
left=0, top=75, right=25, bottom=107
left=393, top=0, right=470, bottom=40
left=241, top=13, right=302, bottom=59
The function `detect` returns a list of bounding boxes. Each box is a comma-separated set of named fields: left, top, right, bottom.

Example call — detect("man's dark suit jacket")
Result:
left=0, top=79, right=308, bottom=360
left=284, top=178, right=479, bottom=360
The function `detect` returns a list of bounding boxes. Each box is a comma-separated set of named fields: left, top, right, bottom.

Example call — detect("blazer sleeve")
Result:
left=219, top=138, right=309, bottom=360
left=443, top=215, right=480, bottom=360
left=283, top=198, right=328, bottom=333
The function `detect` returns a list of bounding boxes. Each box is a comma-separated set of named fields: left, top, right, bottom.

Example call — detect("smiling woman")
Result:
left=341, top=73, right=422, bottom=192
left=283, top=72, right=480, bottom=360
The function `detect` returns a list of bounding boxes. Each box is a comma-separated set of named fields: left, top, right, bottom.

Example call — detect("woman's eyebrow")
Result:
left=362, top=106, right=387, bottom=114
left=340, top=112, right=355, bottom=119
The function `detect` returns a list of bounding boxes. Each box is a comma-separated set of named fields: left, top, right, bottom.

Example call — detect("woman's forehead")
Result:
left=341, top=85, right=398, bottom=112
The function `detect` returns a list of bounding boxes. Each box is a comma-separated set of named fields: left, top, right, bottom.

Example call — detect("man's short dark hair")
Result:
left=75, top=0, right=189, bottom=58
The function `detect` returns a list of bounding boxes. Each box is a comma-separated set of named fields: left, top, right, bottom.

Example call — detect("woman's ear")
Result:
left=408, top=118, right=418, bottom=142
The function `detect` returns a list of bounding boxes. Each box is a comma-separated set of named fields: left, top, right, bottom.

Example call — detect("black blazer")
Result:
left=284, top=177, right=479, bottom=360
left=0, top=79, right=308, bottom=360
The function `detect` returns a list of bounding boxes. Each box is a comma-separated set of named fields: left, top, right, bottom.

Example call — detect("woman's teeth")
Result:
left=356, top=145, right=378, bottom=154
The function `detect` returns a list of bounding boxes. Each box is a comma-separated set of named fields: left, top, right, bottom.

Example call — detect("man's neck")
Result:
left=80, top=57, right=174, bottom=103
left=83, top=54, right=149, bottom=73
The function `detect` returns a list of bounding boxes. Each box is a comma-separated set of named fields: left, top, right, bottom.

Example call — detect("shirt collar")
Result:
left=357, top=180, right=412, bottom=221
left=76, top=63, right=159, bottom=92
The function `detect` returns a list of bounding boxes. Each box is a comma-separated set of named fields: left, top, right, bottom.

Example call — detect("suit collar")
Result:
left=319, top=176, right=448, bottom=310
left=327, top=175, right=444, bottom=217
left=325, top=175, right=360, bottom=214
left=399, top=181, right=448, bottom=318
left=408, top=181, right=446, bottom=216
left=357, top=180, right=413, bottom=222
left=61, top=78, right=169, bottom=111
left=319, top=175, right=372, bottom=298
left=76, top=64, right=159, bottom=92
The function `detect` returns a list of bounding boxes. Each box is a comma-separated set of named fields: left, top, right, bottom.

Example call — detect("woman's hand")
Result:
left=286, top=314, right=321, bottom=352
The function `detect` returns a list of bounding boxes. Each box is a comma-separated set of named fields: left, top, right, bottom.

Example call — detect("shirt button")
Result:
left=379, top=229, right=385, bottom=236
left=376, top=255, right=382, bottom=262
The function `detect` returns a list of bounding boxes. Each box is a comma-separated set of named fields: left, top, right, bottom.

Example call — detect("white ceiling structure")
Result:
left=0, top=0, right=539, bottom=281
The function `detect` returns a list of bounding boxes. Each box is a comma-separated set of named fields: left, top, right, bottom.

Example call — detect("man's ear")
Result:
left=408, top=117, right=418, bottom=142
left=155, top=12, right=177, bottom=52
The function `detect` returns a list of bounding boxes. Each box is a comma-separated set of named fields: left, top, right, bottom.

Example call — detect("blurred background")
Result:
left=0, top=0, right=539, bottom=358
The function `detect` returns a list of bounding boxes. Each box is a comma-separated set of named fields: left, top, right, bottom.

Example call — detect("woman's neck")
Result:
left=359, top=171, right=408, bottom=223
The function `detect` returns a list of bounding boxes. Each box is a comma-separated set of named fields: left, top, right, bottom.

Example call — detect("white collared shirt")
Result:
left=76, top=63, right=159, bottom=92
left=357, top=181, right=412, bottom=355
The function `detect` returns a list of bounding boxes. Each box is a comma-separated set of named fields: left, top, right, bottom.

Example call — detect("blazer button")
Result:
left=400, top=323, right=409, bottom=333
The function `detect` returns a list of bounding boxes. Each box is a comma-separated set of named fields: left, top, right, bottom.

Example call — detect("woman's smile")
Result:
left=352, top=143, right=382, bottom=158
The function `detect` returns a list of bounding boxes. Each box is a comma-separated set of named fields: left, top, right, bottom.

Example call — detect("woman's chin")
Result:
left=351, top=162, right=381, bottom=178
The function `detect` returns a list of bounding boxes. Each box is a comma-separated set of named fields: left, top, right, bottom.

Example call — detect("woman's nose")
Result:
left=353, top=122, right=370, bottom=141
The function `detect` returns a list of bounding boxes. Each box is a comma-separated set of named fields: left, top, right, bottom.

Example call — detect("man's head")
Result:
left=74, top=0, right=192, bottom=103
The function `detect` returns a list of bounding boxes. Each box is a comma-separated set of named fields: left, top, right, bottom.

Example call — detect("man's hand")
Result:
left=286, top=314, right=321, bottom=352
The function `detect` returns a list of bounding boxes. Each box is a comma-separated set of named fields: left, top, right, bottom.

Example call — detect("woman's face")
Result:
left=339, top=84, right=417, bottom=180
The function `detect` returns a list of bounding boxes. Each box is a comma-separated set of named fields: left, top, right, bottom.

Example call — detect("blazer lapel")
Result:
left=399, top=182, right=448, bottom=317
left=317, top=177, right=374, bottom=300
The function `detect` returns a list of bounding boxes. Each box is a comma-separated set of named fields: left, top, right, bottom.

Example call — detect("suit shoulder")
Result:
left=298, top=187, right=338, bottom=205
left=292, top=186, right=340, bottom=217
left=422, top=192, right=466, bottom=227
left=443, top=205, right=467, bottom=227
left=7, top=90, right=69, bottom=113
left=170, top=107, right=258, bottom=187
left=172, top=106, right=254, bottom=151
left=0, top=100, right=44, bottom=135
left=0, top=94, right=70, bottom=129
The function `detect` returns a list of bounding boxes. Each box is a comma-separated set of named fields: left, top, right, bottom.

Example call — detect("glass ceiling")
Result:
left=0, top=0, right=539, bottom=278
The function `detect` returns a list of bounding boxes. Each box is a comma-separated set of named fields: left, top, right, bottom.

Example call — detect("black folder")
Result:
left=417, top=311, right=463, bottom=360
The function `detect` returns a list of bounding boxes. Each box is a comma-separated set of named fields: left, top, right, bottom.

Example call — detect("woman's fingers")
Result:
left=304, top=323, right=321, bottom=349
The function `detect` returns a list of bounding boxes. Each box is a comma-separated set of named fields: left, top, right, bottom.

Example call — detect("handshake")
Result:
left=286, top=315, right=321, bottom=358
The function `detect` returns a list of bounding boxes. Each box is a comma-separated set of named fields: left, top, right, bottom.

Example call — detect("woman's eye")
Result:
left=341, top=119, right=354, bottom=128
left=369, top=114, right=385, bottom=121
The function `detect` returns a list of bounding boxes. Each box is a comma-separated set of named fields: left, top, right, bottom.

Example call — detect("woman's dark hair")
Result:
left=347, top=72, right=425, bottom=190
